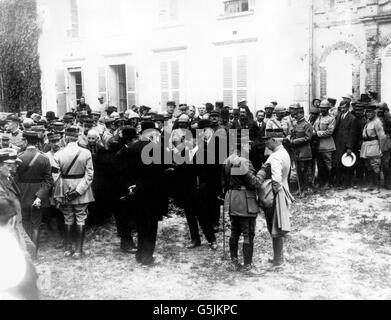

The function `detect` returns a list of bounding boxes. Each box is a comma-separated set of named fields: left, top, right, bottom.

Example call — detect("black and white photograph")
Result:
left=0, top=0, right=391, bottom=304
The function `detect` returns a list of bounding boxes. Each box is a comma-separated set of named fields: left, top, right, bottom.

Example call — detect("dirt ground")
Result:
left=35, top=188, right=391, bottom=300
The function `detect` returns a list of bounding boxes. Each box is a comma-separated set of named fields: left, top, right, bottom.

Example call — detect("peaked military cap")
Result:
left=47, top=132, right=61, bottom=142
left=65, top=126, right=79, bottom=137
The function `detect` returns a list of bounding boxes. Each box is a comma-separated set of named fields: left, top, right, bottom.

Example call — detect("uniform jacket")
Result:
left=222, top=154, right=261, bottom=218
left=289, top=117, right=313, bottom=161
left=16, top=147, right=53, bottom=209
left=360, top=117, right=386, bottom=159
left=380, top=114, right=391, bottom=152
left=332, top=112, right=360, bottom=168
left=313, top=114, right=336, bottom=152
left=7, top=130, right=24, bottom=149
left=53, top=142, right=94, bottom=205
left=263, top=145, right=293, bottom=234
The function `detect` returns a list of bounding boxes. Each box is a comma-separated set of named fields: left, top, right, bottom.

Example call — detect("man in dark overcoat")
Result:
left=332, top=100, right=360, bottom=188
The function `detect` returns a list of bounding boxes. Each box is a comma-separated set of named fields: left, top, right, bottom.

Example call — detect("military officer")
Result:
left=360, top=104, right=386, bottom=192
left=288, top=105, right=313, bottom=196
left=16, top=131, right=53, bottom=259
left=5, top=115, right=24, bottom=149
left=53, top=127, right=94, bottom=259
left=313, top=100, right=336, bottom=190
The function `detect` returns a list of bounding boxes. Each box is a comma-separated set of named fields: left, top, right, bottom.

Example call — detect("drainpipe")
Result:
left=308, top=0, right=314, bottom=113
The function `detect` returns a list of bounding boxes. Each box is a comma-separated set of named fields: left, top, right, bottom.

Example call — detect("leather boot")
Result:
left=31, top=227, right=40, bottom=260
left=243, top=243, right=253, bottom=266
left=72, top=225, right=85, bottom=259
left=64, top=225, right=73, bottom=257
left=229, top=237, right=238, bottom=261
left=384, top=169, right=391, bottom=190
left=120, top=237, right=137, bottom=254
left=269, top=237, right=284, bottom=266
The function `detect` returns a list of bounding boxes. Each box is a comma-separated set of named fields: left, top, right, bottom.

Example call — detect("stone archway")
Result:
left=319, top=41, right=362, bottom=100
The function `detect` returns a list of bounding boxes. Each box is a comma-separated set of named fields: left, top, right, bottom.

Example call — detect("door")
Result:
left=68, top=69, right=83, bottom=110
left=107, top=64, right=127, bottom=112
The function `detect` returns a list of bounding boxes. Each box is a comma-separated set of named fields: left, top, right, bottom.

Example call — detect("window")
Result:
left=160, top=60, right=180, bottom=108
left=223, top=0, right=249, bottom=14
left=68, top=0, right=79, bottom=38
left=158, top=0, right=179, bottom=25
left=222, top=56, right=247, bottom=107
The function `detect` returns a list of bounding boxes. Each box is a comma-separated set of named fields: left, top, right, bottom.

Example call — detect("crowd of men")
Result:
left=0, top=89, right=389, bottom=290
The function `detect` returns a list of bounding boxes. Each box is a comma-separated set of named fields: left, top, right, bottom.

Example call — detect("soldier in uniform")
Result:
left=351, top=103, right=367, bottom=187
left=313, top=100, right=336, bottom=190
left=16, top=131, right=53, bottom=259
left=43, top=132, right=63, bottom=248
left=1, top=135, right=20, bottom=152
left=288, top=105, right=313, bottom=196
left=53, top=127, right=94, bottom=259
left=377, top=102, right=391, bottom=189
left=259, top=129, right=294, bottom=267
left=360, top=104, right=386, bottom=192
left=5, top=115, right=24, bottom=150
left=222, top=132, right=263, bottom=271
left=164, top=101, right=177, bottom=135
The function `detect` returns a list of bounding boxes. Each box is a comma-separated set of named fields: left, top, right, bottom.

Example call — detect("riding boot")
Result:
left=243, top=242, right=253, bottom=266
left=64, top=225, right=73, bottom=257
left=229, top=237, right=239, bottom=261
left=31, top=227, right=40, bottom=260
left=72, top=225, right=85, bottom=259
left=120, top=237, right=137, bottom=254
left=384, top=168, right=391, bottom=189
left=374, top=172, right=381, bottom=192
left=271, top=237, right=284, bottom=266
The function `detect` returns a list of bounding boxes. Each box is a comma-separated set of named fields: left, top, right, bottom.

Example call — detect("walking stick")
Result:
left=221, top=204, right=226, bottom=260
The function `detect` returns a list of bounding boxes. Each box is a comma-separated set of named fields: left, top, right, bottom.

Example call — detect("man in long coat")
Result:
left=332, top=100, right=360, bottom=188
left=124, top=121, right=168, bottom=266
left=16, top=131, right=53, bottom=258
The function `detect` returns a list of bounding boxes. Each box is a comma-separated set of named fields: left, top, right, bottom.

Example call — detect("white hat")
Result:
left=341, top=152, right=356, bottom=168
left=124, top=109, right=140, bottom=119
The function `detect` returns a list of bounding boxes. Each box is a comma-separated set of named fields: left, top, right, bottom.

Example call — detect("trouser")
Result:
left=364, top=156, right=382, bottom=174
left=316, top=151, right=332, bottom=186
left=135, top=217, right=158, bottom=265
left=382, top=150, right=391, bottom=187
left=354, top=156, right=366, bottom=185
left=184, top=197, right=216, bottom=244
left=229, top=216, right=256, bottom=265
left=296, top=160, right=311, bottom=190
left=111, top=198, right=136, bottom=240
left=334, top=167, right=353, bottom=187
left=198, top=183, right=221, bottom=228
left=42, top=206, right=64, bottom=233
left=21, top=206, right=42, bottom=240
left=59, top=204, right=89, bottom=226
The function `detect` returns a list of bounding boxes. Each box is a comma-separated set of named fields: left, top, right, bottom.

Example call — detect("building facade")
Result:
left=37, top=0, right=312, bottom=116
left=313, top=0, right=391, bottom=104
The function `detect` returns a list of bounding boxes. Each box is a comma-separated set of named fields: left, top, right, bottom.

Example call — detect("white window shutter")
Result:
left=169, top=0, right=178, bottom=21
left=160, top=61, right=169, bottom=90
left=55, top=69, right=67, bottom=116
left=158, top=0, right=167, bottom=24
left=171, top=60, right=179, bottom=90
left=237, top=55, right=247, bottom=88
left=98, top=67, right=106, bottom=92
left=126, top=65, right=136, bottom=107
left=223, top=57, right=233, bottom=107
left=248, top=0, right=256, bottom=10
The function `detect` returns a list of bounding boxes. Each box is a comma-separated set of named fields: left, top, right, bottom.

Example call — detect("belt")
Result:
left=61, top=174, right=84, bottom=179
left=363, top=137, right=378, bottom=142
left=19, top=178, right=43, bottom=184
left=229, top=186, right=246, bottom=191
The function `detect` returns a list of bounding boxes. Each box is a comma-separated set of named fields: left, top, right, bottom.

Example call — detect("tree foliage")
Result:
left=0, top=0, right=42, bottom=113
